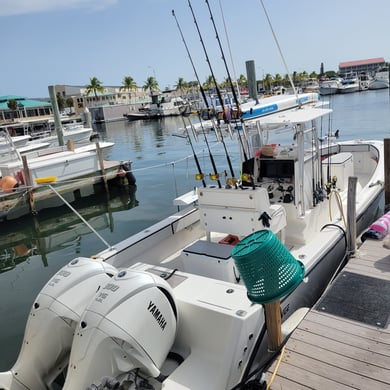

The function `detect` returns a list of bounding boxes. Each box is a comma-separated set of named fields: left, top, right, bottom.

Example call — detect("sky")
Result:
left=1, top=0, right=389, bottom=98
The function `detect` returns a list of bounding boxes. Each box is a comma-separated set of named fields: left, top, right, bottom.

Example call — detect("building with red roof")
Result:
left=339, top=57, right=386, bottom=75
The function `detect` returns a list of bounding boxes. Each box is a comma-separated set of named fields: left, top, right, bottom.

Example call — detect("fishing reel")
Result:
left=313, top=186, right=326, bottom=205
left=325, top=175, right=338, bottom=195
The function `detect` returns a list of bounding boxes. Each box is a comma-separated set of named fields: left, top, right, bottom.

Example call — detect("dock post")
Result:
left=48, top=85, right=65, bottom=146
left=347, top=176, right=357, bottom=255
left=385, top=139, right=390, bottom=205
left=96, top=142, right=109, bottom=193
left=264, top=300, right=282, bottom=351
left=67, top=139, right=75, bottom=151
left=22, top=155, right=36, bottom=214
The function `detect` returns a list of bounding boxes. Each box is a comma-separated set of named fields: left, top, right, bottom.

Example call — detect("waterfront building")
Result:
left=0, top=95, right=52, bottom=124
left=339, top=57, right=386, bottom=75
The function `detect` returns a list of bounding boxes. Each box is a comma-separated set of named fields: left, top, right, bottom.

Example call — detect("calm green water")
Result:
left=0, top=90, right=389, bottom=370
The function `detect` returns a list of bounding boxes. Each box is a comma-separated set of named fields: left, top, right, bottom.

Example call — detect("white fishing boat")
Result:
left=0, top=95, right=384, bottom=389
left=0, top=130, right=131, bottom=220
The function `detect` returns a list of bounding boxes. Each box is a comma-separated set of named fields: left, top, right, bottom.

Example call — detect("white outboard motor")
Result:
left=0, top=257, right=117, bottom=390
left=62, top=269, right=178, bottom=390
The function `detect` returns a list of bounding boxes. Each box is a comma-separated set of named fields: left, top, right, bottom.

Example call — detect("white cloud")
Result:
left=0, top=0, right=118, bottom=17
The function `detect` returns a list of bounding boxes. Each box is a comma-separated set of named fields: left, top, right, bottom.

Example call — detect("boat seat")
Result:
left=181, top=240, right=239, bottom=283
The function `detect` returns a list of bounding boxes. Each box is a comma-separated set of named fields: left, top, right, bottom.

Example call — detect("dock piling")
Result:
left=347, top=176, right=357, bottom=255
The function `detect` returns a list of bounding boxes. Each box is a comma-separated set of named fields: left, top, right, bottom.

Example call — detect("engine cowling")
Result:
left=0, top=257, right=117, bottom=390
left=63, top=269, right=178, bottom=390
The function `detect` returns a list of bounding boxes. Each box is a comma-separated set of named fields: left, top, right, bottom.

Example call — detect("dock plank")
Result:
left=268, top=348, right=390, bottom=389
left=265, top=237, right=390, bottom=389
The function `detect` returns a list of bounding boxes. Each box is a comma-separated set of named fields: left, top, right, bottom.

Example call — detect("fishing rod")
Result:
left=172, top=10, right=209, bottom=115
left=259, top=0, right=298, bottom=97
left=172, top=8, right=232, bottom=186
left=187, top=1, right=237, bottom=182
left=178, top=114, right=207, bottom=188
left=204, top=0, right=251, bottom=161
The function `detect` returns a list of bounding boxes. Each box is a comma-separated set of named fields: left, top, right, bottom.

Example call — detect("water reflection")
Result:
left=0, top=184, right=138, bottom=274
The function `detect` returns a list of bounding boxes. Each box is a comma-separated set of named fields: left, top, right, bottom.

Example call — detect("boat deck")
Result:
left=265, top=237, right=390, bottom=389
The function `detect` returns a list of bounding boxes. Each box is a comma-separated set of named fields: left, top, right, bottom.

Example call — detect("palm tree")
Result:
left=237, top=74, right=248, bottom=87
left=65, top=97, right=74, bottom=114
left=85, top=77, right=105, bottom=98
left=120, top=76, right=137, bottom=100
left=175, top=77, right=187, bottom=94
left=121, top=76, right=137, bottom=91
left=274, top=73, right=283, bottom=86
left=7, top=99, right=18, bottom=121
left=143, top=76, right=159, bottom=95
left=203, top=75, right=215, bottom=91
left=56, top=92, right=65, bottom=112
left=263, top=73, right=274, bottom=91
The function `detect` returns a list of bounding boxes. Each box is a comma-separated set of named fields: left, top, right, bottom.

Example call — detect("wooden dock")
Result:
left=265, top=238, right=390, bottom=389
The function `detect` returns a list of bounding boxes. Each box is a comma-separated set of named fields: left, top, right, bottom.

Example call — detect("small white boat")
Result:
left=28, top=122, right=95, bottom=147
left=319, top=78, right=342, bottom=95
left=125, top=95, right=191, bottom=120
left=369, top=67, right=389, bottom=90
left=339, top=73, right=360, bottom=93
left=302, top=78, right=319, bottom=92
left=0, top=95, right=384, bottom=390
left=0, top=130, right=127, bottom=220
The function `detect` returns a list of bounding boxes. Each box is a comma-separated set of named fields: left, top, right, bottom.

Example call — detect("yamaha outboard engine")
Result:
left=62, top=269, right=177, bottom=390
left=0, top=257, right=117, bottom=390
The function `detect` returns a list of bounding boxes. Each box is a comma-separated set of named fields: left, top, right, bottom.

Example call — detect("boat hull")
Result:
left=369, top=80, right=389, bottom=90
left=339, top=84, right=360, bottom=93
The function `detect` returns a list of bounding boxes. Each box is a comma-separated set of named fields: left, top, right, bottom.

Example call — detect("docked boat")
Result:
left=339, top=73, right=360, bottom=93
left=302, top=78, right=319, bottom=93
left=0, top=95, right=384, bottom=389
left=368, top=67, right=389, bottom=90
left=1, top=122, right=96, bottom=153
left=239, top=91, right=319, bottom=121
left=358, top=72, right=372, bottom=91
left=27, top=122, right=96, bottom=147
left=124, top=94, right=191, bottom=121
left=319, top=78, right=342, bottom=95
left=0, top=130, right=132, bottom=220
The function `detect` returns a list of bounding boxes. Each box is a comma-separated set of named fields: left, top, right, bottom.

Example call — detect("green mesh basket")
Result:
left=231, top=229, right=305, bottom=304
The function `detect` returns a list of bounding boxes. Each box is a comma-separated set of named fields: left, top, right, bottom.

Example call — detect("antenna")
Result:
left=259, top=0, right=298, bottom=98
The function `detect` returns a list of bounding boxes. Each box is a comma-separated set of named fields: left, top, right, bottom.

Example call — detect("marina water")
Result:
left=0, top=89, right=389, bottom=370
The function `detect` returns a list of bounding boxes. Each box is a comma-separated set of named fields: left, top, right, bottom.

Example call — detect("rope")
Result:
left=329, top=189, right=347, bottom=227
left=266, top=346, right=285, bottom=390
left=48, top=184, right=112, bottom=250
